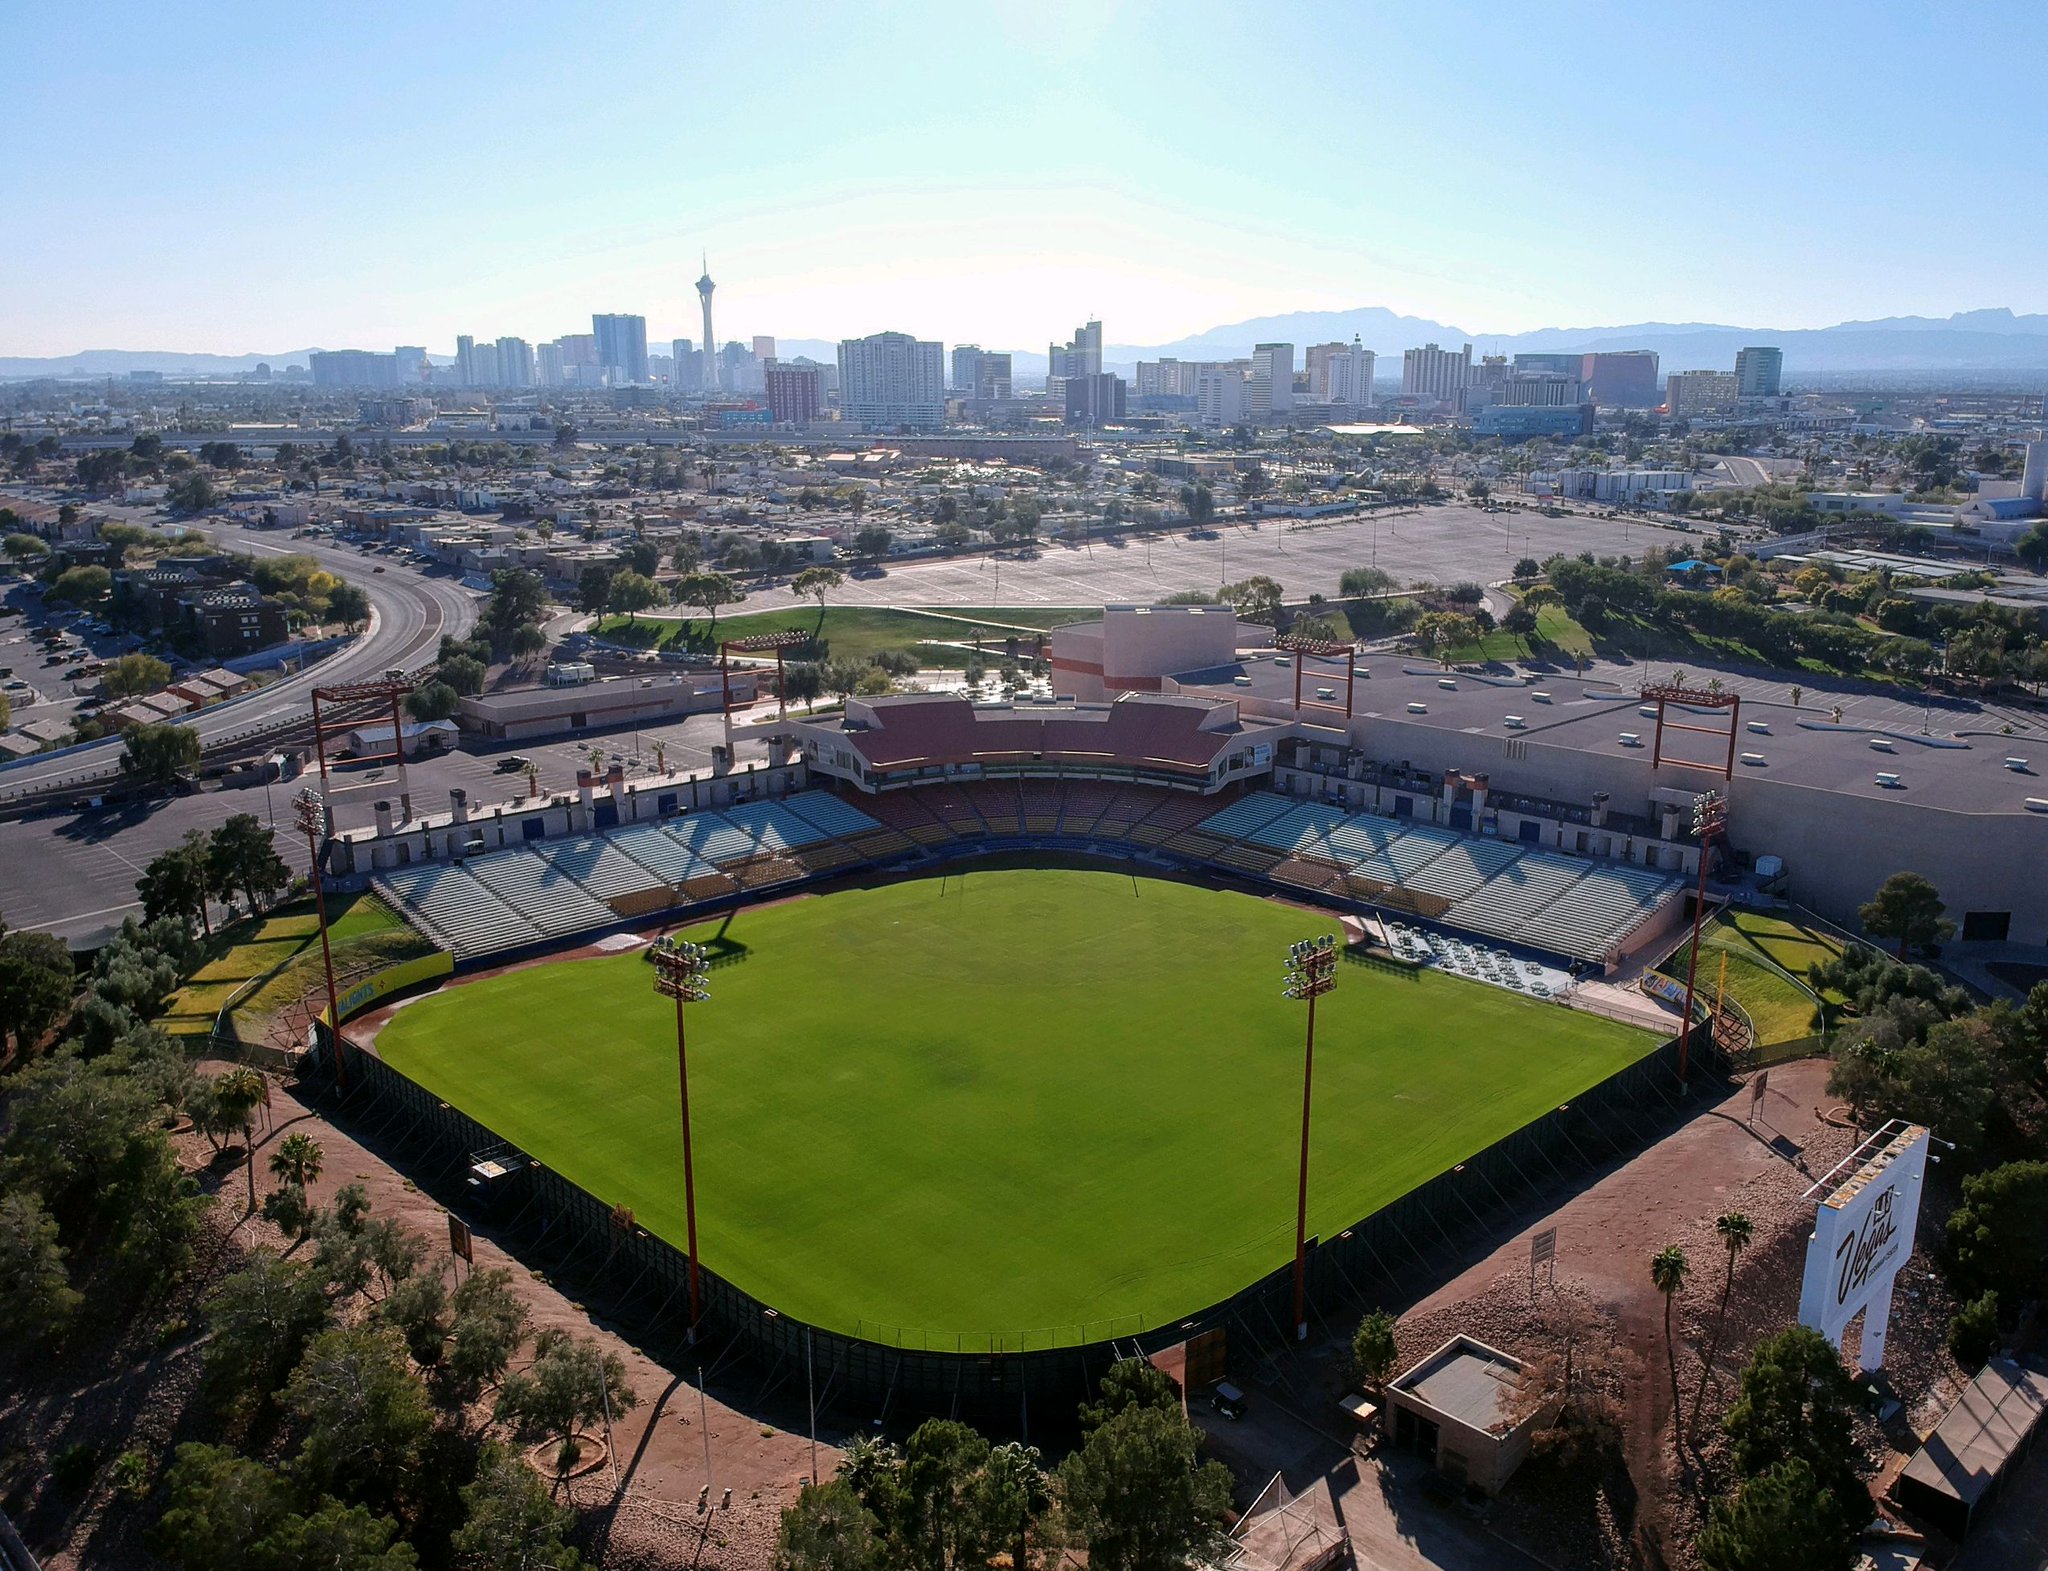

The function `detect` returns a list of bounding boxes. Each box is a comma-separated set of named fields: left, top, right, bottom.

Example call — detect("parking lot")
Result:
left=0, top=583, right=150, bottom=746
left=824, top=502, right=1696, bottom=608
left=0, top=703, right=782, bottom=947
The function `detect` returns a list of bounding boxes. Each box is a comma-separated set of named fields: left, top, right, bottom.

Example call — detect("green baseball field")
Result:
left=376, top=868, right=1657, bottom=1348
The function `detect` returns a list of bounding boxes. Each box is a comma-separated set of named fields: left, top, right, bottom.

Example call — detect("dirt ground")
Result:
left=1185, top=1059, right=1975, bottom=1571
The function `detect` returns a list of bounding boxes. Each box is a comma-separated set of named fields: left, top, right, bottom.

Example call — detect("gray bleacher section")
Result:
left=1198, top=790, right=1680, bottom=963
left=377, top=863, right=544, bottom=961
left=373, top=790, right=883, bottom=963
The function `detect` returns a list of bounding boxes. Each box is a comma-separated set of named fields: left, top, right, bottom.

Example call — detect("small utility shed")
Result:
left=1385, top=1335, right=1552, bottom=1495
left=1893, top=1355, right=2048, bottom=1541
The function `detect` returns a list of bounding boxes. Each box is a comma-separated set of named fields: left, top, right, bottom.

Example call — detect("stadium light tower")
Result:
left=1676, top=790, right=1727, bottom=1087
left=1283, top=934, right=1339, bottom=1342
left=651, top=936, right=713, bottom=1338
left=293, top=786, right=346, bottom=1090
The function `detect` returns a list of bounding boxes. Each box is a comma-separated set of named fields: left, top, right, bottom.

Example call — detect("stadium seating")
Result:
left=782, top=791, right=884, bottom=841
left=372, top=776, right=1684, bottom=972
left=376, top=863, right=546, bottom=961
left=537, top=836, right=668, bottom=902
left=465, top=849, right=616, bottom=936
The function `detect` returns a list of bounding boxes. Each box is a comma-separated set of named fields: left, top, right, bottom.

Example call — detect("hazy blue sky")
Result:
left=5, top=1, right=2045, bottom=356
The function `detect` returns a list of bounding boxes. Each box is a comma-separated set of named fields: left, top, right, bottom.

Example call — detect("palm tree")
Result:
left=1690, top=1212, right=1753, bottom=1436
left=268, top=1131, right=324, bottom=1190
left=214, top=1067, right=268, bottom=1213
left=1650, top=1244, right=1691, bottom=1444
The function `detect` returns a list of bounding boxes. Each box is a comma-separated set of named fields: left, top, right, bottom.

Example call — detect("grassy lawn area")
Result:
left=593, top=606, right=1089, bottom=669
left=1448, top=604, right=1595, bottom=664
left=160, top=895, right=413, bottom=1039
left=378, top=869, right=1656, bottom=1347
left=1660, top=909, right=1843, bottom=1045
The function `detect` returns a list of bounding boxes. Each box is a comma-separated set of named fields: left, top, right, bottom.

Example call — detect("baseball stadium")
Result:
left=309, top=664, right=1721, bottom=1422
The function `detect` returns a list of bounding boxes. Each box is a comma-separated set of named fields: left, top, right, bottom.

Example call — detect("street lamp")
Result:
left=1676, top=790, right=1727, bottom=1087
left=651, top=936, right=712, bottom=1338
left=1282, top=934, right=1339, bottom=1342
left=293, top=786, right=345, bottom=1089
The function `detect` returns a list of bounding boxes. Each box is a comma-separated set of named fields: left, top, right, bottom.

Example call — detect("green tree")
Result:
left=2015, top=522, right=2048, bottom=574
left=1948, top=1290, right=2001, bottom=1368
left=1351, top=1309, right=1399, bottom=1426
left=138, top=830, right=218, bottom=935
left=152, top=1444, right=295, bottom=1571
left=0, top=925, right=77, bottom=1050
left=1946, top=1160, right=2048, bottom=1308
left=210, top=814, right=293, bottom=913
left=1698, top=1458, right=1859, bottom=1571
left=606, top=569, right=663, bottom=623
left=622, top=539, right=661, bottom=578
left=48, top=564, right=113, bottom=607
left=575, top=564, right=614, bottom=615
left=510, top=622, right=549, bottom=668
left=438, top=654, right=487, bottom=696
left=1513, top=556, right=1542, bottom=581
left=248, top=1497, right=417, bottom=1571
left=4, top=532, right=48, bottom=565
left=213, top=1065, right=269, bottom=1211
left=283, top=1325, right=435, bottom=1514
left=0, top=1190, right=82, bottom=1346
left=672, top=570, right=741, bottom=632
left=1501, top=601, right=1540, bottom=641
left=327, top=582, right=371, bottom=630
left=1858, top=871, right=1954, bottom=958
left=1692, top=1211, right=1754, bottom=1435
left=901, top=1418, right=992, bottom=1570
left=1178, top=483, right=1214, bottom=524
left=1722, top=1326, right=1866, bottom=1505
left=1650, top=1245, right=1691, bottom=1441
left=854, top=524, right=893, bottom=563
left=978, top=1441, right=1051, bottom=1571
left=405, top=681, right=460, bottom=722
left=121, top=721, right=201, bottom=786
left=102, top=651, right=173, bottom=698
left=269, top=1131, right=324, bottom=1189
left=784, top=662, right=825, bottom=712
left=494, top=1328, right=637, bottom=1475
left=792, top=565, right=844, bottom=639
left=167, top=473, right=218, bottom=514
left=777, top=1478, right=882, bottom=1571
left=452, top=1446, right=584, bottom=1570
left=202, top=1250, right=335, bottom=1424
left=1218, top=575, right=1285, bottom=624
left=1057, top=1394, right=1233, bottom=1571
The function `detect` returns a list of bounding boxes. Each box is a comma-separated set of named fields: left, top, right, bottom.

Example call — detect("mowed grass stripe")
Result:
left=377, top=870, right=1654, bottom=1345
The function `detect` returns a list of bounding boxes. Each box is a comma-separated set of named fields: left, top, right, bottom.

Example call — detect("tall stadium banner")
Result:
left=1798, top=1123, right=1929, bottom=1372
left=320, top=952, right=455, bottom=1027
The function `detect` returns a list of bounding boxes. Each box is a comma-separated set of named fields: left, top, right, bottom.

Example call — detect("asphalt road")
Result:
left=0, top=705, right=780, bottom=946
left=0, top=491, right=480, bottom=796
left=822, top=502, right=1696, bottom=608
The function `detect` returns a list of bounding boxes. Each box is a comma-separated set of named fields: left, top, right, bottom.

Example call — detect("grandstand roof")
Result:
left=1178, top=653, right=2048, bottom=816
left=814, top=692, right=1281, bottom=775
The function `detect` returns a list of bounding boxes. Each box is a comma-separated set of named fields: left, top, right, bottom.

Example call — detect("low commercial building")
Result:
left=1386, top=1336, right=1553, bottom=1495
left=1472, top=403, right=1595, bottom=442
left=1049, top=604, right=1262, bottom=702
left=458, top=670, right=758, bottom=741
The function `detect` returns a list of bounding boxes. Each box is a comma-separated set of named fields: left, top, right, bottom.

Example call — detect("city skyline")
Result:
left=7, top=2, right=2048, bottom=357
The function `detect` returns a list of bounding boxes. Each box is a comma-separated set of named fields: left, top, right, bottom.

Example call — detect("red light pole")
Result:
left=1676, top=790, right=1727, bottom=1087
left=1283, top=934, right=1338, bottom=1341
left=651, top=937, right=712, bottom=1338
left=293, top=786, right=346, bottom=1090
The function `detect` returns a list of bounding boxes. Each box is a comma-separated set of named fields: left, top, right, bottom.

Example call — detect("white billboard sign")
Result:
left=1797, top=1123, right=1929, bottom=1372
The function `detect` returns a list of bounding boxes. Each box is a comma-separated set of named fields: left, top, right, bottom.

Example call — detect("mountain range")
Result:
left=7, top=308, right=2048, bottom=383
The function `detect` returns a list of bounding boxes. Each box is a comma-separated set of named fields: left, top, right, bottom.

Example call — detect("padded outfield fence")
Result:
left=302, top=1011, right=1723, bottom=1434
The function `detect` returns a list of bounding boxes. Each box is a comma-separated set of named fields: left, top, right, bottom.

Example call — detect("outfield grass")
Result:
left=378, top=870, right=1656, bottom=1346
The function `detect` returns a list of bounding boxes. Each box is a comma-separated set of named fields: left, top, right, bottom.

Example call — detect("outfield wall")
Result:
left=308, top=1019, right=1720, bottom=1435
